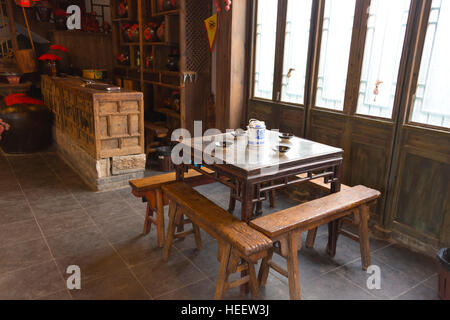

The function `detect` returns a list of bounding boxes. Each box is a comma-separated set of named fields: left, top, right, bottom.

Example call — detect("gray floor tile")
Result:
left=0, top=201, right=33, bottom=226
left=35, top=289, right=72, bottom=300
left=396, top=283, right=440, bottom=300
left=336, top=257, right=421, bottom=299
left=30, top=194, right=83, bottom=218
left=37, top=209, right=95, bottom=237
left=0, top=261, right=66, bottom=300
left=55, top=245, right=128, bottom=284
left=132, top=253, right=207, bottom=297
left=156, top=279, right=216, bottom=300
left=0, top=219, right=43, bottom=248
left=0, top=238, right=53, bottom=274
left=74, top=190, right=125, bottom=208
left=300, top=270, right=376, bottom=300
left=69, top=270, right=149, bottom=300
left=112, top=234, right=165, bottom=266
left=84, top=200, right=138, bottom=225
left=373, top=244, right=437, bottom=283
left=46, top=226, right=110, bottom=259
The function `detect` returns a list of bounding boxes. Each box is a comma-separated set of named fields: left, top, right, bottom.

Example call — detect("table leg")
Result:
left=327, top=164, right=343, bottom=257
left=240, top=182, right=253, bottom=223
left=240, top=182, right=253, bottom=295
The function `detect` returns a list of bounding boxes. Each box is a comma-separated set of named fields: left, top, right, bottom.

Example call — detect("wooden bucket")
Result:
left=15, top=49, right=37, bottom=74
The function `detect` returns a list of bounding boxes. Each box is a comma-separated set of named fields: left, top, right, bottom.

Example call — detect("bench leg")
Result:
left=358, top=205, right=371, bottom=271
left=287, top=230, right=302, bottom=300
left=305, top=228, right=318, bottom=249
left=248, top=262, right=259, bottom=300
left=163, top=202, right=180, bottom=262
left=258, top=250, right=273, bottom=288
left=326, top=219, right=341, bottom=258
left=215, top=243, right=232, bottom=300
left=155, top=189, right=165, bottom=248
left=192, top=223, right=203, bottom=251
left=143, top=202, right=153, bottom=235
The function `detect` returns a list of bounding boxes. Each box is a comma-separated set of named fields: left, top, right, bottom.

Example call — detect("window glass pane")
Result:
left=411, top=0, right=450, bottom=128
left=281, top=0, right=313, bottom=105
left=315, top=0, right=356, bottom=111
left=357, top=0, right=411, bottom=119
left=253, top=0, right=278, bottom=100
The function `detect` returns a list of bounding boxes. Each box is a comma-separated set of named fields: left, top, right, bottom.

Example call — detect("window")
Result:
left=357, top=0, right=411, bottom=119
left=281, top=0, right=313, bottom=105
left=315, top=0, right=356, bottom=111
left=410, top=0, right=450, bottom=128
left=253, top=0, right=278, bottom=100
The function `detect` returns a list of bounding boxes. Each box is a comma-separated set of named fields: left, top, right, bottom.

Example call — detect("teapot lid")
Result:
left=249, top=119, right=265, bottom=128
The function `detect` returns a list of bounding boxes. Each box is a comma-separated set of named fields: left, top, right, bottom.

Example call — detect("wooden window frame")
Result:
left=249, top=0, right=450, bottom=132
left=249, top=0, right=315, bottom=109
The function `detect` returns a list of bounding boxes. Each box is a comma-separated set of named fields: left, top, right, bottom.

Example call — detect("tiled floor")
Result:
left=0, top=151, right=440, bottom=300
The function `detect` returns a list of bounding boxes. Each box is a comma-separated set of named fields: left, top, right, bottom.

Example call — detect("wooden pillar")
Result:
left=215, top=1, right=250, bottom=131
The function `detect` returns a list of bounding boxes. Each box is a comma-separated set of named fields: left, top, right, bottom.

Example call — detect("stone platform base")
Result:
left=55, top=129, right=145, bottom=191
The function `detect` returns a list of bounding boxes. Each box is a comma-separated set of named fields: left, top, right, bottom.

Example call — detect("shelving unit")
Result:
left=111, top=0, right=211, bottom=156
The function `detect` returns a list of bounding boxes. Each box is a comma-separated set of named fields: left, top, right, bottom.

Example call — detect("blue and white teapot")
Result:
left=247, top=119, right=266, bottom=148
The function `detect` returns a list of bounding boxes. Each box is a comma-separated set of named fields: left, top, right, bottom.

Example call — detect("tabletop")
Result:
left=179, top=130, right=343, bottom=174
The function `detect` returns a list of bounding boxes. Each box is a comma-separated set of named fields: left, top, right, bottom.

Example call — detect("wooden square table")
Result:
left=174, top=130, right=344, bottom=223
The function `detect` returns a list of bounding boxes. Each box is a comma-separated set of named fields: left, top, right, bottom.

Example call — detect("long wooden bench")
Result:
left=250, top=185, right=381, bottom=300
left=129, top=169, right=216, bottom=247
left=162, top=182, right=273, bottom=300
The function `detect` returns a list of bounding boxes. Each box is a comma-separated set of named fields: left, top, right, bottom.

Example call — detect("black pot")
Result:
left=0, top=103, right=53, bottom=154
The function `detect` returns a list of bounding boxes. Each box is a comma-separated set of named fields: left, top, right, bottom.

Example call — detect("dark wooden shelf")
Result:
left=113, top=18, right=133, bottom=22
left=152, top=9, right=180, bottom=18
left=155, top=107, right=181, bottom=119
left=142, top=42, right=178, bottom=46
left=143, top=80, right=182, bottom=89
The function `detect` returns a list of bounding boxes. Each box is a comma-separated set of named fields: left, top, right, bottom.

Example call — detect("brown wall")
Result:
left=51, top=30, right=114, bottom=75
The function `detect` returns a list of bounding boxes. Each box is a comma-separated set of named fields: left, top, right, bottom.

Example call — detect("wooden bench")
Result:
left=129, top=169, right=216, bottom=247
left=296, top=174, right=352, bottom=253
left=250, top=185, right=381, bottom=300
left=162, top=182, right=273, bottom=300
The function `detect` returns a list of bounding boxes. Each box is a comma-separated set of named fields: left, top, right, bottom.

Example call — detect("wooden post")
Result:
left=215, top=1, right=250, bottom=131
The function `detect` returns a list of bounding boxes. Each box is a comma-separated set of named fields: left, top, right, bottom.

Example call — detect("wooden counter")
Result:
left=42, top=75, right=146, bottom=191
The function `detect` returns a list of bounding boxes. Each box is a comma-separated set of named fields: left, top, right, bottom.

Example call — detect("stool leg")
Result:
left=155, top=189, right=165, bottom=248
left=287, top=230, right=301, bottom=300
left=163, top=202, right=179, bottom=262
left=215, top=243, right=232, bottom=300
left=305, top=228, right=318, bottom=249
left=358, top=205, right=371, bottom=271
left=143, top=202, right=153, bottom=235
left=258, top=250, right=273, bottom=288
